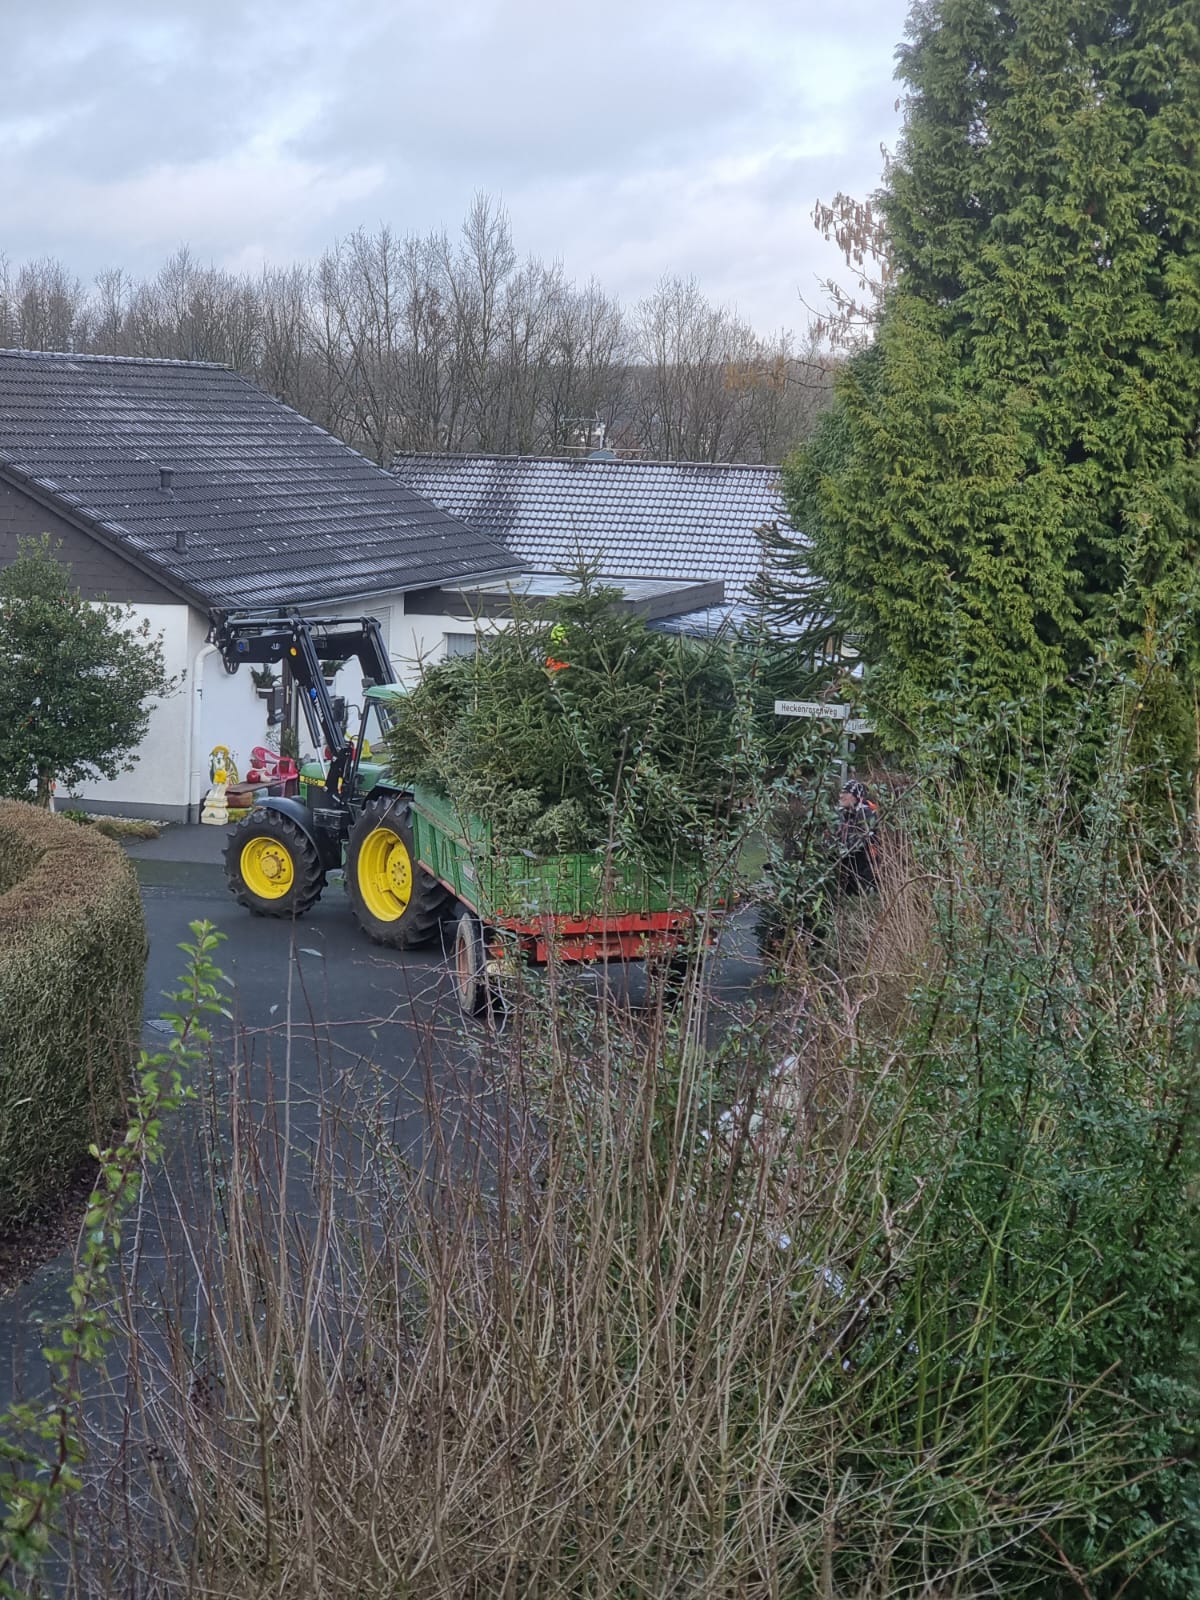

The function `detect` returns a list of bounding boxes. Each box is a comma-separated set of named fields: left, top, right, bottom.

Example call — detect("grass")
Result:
left=92, top=815, right=162, bottom=840
left=57, top=808, right=163, bottom=841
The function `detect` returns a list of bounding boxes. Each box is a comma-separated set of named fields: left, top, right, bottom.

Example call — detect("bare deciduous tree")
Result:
left=807, top=186, right=892, bottom=348
left=0, top=257, right=87, bottom=351
left=0, top=200, right=837, bottom=464
left=631, top=276, right=835, bottom=462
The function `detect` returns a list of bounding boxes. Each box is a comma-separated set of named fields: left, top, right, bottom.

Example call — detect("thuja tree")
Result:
left=778, top=0, right=1200, bottom=742
left=0, top=537, right=174, bottom=805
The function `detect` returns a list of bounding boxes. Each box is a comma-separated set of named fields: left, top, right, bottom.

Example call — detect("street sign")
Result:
left=845, top=718, right=874, bottom=735
left=774, top=699, right=848, bottom=720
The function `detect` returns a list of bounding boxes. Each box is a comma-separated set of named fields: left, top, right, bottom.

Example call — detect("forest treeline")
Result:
left=0, top=195, right=835, bottom=465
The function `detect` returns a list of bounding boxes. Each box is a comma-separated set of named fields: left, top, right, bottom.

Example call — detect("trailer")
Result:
left=404, top=780, right=720, bottom=1014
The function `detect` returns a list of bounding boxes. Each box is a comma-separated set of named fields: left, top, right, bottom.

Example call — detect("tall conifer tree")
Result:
left=782, top=0, right=1200, bottom=731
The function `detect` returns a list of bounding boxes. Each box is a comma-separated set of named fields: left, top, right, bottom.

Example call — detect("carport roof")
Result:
left=0, top=350, right=519, bottom=610
left=391, top=451, right=786, bottom=604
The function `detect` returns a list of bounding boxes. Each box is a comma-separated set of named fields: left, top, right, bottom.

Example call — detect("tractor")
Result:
left=211, top=612, right=450, bottom=949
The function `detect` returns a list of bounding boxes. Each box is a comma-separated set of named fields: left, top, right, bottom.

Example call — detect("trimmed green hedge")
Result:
left=0, top=800, right=147, bottom=1227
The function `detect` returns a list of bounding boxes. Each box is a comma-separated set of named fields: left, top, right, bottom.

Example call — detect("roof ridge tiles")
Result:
left=0, top=347, right=231, bottom=371
left=393, top=450, right=781, bottom=473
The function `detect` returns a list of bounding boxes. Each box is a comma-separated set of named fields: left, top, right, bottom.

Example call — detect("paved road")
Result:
left=1, top=828, right=457, bottom=1404
left=1, top=826, right=762, bottom=1406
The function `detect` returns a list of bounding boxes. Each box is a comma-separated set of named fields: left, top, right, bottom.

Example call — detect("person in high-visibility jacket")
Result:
left=545, top=622, right=570, bottom=673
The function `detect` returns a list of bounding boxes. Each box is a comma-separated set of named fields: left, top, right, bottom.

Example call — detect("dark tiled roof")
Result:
left=0, top=351, right=518, bottom=610
left=391, top=452, right=785, bottom=604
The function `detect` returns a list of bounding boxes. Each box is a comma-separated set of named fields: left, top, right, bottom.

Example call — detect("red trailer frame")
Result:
left=487, top=907, right=702, bottom=965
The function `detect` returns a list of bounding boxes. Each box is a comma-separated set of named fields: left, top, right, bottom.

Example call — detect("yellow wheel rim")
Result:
left=357, top=825, right=412, bottom=922
left=240, top=836, right=295, bottom=899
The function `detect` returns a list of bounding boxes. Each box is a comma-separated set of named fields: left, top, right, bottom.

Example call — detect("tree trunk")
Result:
left=35, top=769, right=53, bottom=808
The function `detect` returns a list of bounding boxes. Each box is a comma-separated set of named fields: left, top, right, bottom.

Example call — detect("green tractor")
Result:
left=211, top=612, right=450, bottom=948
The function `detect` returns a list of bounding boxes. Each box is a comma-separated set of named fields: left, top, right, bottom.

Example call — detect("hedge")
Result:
left=0, top=800, right=147, bottom=1228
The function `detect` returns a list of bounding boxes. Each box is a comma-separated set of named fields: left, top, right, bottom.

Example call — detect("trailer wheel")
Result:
left=645, top=949, right=701, bottom=1010
left=225, top=810, right=325, bottom=918
left=347, top=798, right=451, bottom=948
left=452, top=906, right=489, bottom=1016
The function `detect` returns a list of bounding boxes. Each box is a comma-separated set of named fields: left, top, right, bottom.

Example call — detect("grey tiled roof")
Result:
left=391, top=452, right=785, bottom=604
left=0, top=351, right=518, bottom=610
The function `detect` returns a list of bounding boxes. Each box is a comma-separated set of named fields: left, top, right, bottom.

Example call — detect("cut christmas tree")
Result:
left=383, top=577, right=752, bottom=865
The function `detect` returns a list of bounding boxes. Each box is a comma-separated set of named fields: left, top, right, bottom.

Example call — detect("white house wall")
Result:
left=392, top=602, right=508, bottom=686
left=302, top=593, right=506, bottom=690
left=65, top=603, right=282, bottom=823
left=195, top=635, right=281, bottom=810
left=61, top=593, right=514, bottom=821
left=63, top=602, right=195, bottom=822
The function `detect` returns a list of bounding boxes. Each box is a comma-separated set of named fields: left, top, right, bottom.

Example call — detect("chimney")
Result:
left=174, top=529, right=187, bottom=554
left=159, top=466, right=174, bottom=490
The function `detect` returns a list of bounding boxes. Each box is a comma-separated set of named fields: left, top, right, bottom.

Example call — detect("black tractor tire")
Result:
left=346, top=797, right=452, bottom=949
left=225, top=809, right=326, bottom=918
left=451, top=905, right=490, bottom=1017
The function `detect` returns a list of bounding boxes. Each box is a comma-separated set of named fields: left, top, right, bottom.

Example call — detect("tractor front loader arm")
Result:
left=208, top=612, right=397, bottom=808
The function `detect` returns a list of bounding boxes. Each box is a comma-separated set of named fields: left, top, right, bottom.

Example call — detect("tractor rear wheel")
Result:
left=346, top=798, right=452, bottom=948
left=225, top=810, right=326, bottom=918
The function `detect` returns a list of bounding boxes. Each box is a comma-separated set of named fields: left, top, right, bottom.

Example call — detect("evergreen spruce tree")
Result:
left=385, top=576, right=746, bottom=860
left=781, top=0, right=1200, bottom=738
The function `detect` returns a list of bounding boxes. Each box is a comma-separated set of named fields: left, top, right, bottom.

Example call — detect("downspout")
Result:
left=188, top=641, right=219, bottom=823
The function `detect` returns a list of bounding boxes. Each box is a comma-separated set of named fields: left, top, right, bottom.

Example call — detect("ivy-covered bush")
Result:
left=0, top=800, right=147, bottom=1226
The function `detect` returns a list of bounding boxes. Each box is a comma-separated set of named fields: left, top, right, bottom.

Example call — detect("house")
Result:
left=0, top=350, right=520, bottom=821
left=390, top=452, right=787, bottom=637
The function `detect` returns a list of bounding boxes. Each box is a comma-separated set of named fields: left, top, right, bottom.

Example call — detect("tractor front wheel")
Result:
left=225, top=810, right=326, bottom=918
left=346, top=798, right=452, bottom=948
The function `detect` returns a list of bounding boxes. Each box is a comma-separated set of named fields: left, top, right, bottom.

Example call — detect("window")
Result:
left=445, top=632, right=478, bottom=659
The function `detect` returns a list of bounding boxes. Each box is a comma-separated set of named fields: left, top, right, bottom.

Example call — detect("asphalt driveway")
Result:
left=1, top=826, right=459, bottom=1405
left=130, top=824, right=452, bottom=1108
left=1, top=824, right=762, bottom=1407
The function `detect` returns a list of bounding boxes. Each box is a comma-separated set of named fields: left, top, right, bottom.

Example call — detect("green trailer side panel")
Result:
left=407, top=784, right=712, bottom=922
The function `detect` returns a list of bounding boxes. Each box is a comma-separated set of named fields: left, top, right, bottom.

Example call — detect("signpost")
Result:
left=773, top=699, right=847, bottom=720
left=774, top=700, right=874, bottom=784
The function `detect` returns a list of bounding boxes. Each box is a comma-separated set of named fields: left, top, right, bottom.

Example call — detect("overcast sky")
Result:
left=4, top=0, right=911, bottom=337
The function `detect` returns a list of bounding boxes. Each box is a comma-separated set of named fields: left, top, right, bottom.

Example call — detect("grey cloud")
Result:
left=8, top=46, right=254, bottom=182
left=2, top=0, right=911, bottom=334
left=290, top=8, right=770, bottom=181
left=5, top=0, right=326, bottom=178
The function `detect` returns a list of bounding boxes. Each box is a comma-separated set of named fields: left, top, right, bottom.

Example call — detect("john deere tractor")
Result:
left=211, top=612, right=450, bottom=947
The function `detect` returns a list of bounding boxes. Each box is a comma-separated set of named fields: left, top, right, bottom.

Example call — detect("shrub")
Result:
left=55, top=731, right=1197, bottom=1597
left=0, top=535, right=175, bottom=806
left=0, top=799, right=147, bottom=1226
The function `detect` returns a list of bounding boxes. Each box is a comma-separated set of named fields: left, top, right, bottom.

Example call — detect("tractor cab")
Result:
left=298, top=682, right=408, bottom=805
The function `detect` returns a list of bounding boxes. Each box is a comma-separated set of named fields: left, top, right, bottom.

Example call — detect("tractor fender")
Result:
left=253, top=797, right=343, bottom=871
left=362, top=782, right=412, bottom=808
